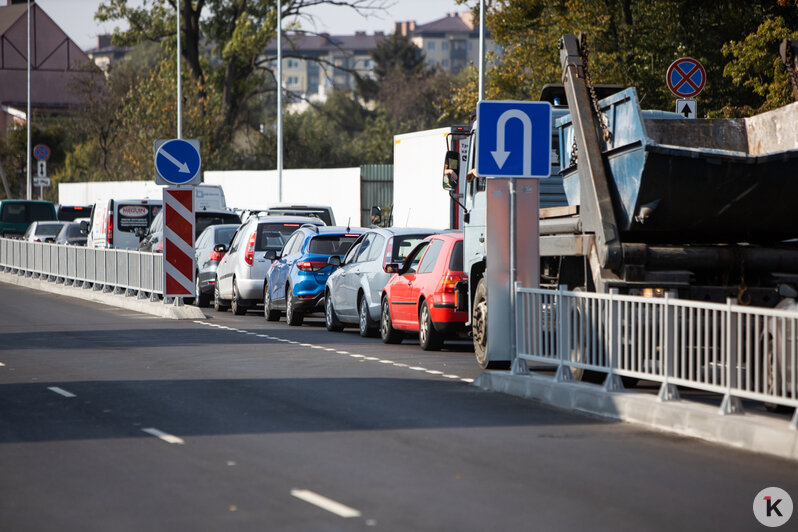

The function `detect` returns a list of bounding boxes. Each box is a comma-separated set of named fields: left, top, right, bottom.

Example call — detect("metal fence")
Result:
left=0, top=238, right=163, bottom=296
left=515, top=285, right=798, bottom=428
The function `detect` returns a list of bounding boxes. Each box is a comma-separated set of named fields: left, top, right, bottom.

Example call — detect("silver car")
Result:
left=214, top=215, right=325, bottom=315
left=324, top=227, right=436, bottom=336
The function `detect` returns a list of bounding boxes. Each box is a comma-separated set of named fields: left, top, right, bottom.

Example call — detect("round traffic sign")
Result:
left=33, top=144, right=50, bottom=162
left=154, top=139, right=201, bottom=185
left=666, top=57, right=706, bottom=98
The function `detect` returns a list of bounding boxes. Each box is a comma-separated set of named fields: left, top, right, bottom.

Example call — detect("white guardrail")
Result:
left=515, top=285, right=798, bottom=429
left=0, top=238, right=163, bottom=297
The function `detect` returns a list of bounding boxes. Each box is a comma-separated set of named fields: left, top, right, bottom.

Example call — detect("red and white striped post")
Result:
left=163, top=188, right=195, bottom=300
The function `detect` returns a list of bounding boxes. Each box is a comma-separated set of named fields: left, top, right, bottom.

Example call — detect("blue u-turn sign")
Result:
left=154, top=139, right=202, bottom=186
left=476, top=101, right=551, bottom=178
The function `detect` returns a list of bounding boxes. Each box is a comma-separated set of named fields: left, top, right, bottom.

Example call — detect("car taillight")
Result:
left=440, top=272, right=467, bottom=294
left=154, top=240, right=163, bottom=253
left=297, top=261, right=328, bottom=272
left=383, top=237, right=393, bottom=269
left=107, top=214, right=113, bottom=245
left=209, top=250, right=223, bottom=261
left=244, top=233, right=256, bottom=266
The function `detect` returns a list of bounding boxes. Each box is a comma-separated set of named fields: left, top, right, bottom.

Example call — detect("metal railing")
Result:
left=515, top=285, right=798, bottom=428
left=0, top=238, right=163, bottom=296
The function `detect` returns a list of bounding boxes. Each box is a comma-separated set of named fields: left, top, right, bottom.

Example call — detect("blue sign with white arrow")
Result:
left=476, top=101, right=551, bottom=179
left=154, top=139, right=202, bottom=186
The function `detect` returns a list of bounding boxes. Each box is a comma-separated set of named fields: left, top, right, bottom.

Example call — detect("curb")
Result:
left=475, top=371, right=798, bottom=462
left=0, top=271, right=206, bottom=320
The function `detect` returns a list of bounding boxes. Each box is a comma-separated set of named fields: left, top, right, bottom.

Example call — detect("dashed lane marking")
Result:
left=47, top=386, right=76, bottom=398
left=142, top=427, right=185, bottom=445
left=290, top=489, right=361, bottom=518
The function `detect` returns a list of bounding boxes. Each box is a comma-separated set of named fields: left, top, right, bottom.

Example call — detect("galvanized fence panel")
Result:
left=360, top=164, right=393, bottom=226
left=516, top=286, right=798, bottom=423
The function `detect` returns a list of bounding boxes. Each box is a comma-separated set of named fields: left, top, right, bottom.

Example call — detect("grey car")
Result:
left=193, top=223, right=241, bottom=307
left=21, top=221, right=65, bottom=243
left=214, top=215, right=325, bottom=315
left=324, top=227, right=436, bottom=336
left=54, top=221, right=88, bottom=246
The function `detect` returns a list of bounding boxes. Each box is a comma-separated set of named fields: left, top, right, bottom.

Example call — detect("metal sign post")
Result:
left=667, top=57, right=705, bottom=120
left=476, top=101, right=551, bottom=367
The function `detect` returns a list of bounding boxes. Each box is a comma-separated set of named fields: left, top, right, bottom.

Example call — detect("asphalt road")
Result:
left=1, top=283, right=796, bottom=531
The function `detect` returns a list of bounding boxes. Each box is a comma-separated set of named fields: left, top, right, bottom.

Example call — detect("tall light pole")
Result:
left=26, top=0, right=32, bottom=200
left=176, top=0, right=182, bottom=139
left=276, top=0, right=283, bottom=202
left=478, top=0, right=485, bottom=102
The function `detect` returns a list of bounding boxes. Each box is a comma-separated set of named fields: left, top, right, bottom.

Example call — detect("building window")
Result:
left=442, top=41, right=449, bottom=51
left=362, top=59, right=372, bottom=69
left=286, top=76, right=299, bottom=87
left=442, top=59, right=449, bottom=68
left=467, top=41, right=473, bottom=52
left=427, top=41, right=435, bottom=51
left=286, top=59, right=299, bottom=69
left=427, top=59, right=436, bottom=67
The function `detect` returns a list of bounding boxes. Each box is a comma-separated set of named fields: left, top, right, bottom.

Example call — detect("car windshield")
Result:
left=195, top=213, right=241, bottom=238
left=214, top=226, right=238, bottom=246
left=307, top=235, right=359, bottom=255
left=29, top=203, right=55, bottom=220
left=36, top=223, right=63, bottom=237
left=392, top=234, right=431, bottom=264
left=63, top=223, right=83, bottom=238
left=255, top=223, right=305, bottom=251
left=58, top=206, right=89, bottom=221
left=267, top=209, right=332, bottom=225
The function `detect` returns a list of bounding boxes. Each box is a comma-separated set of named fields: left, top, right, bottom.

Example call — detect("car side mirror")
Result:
left=79, top=220, right=89, bottom=234
left=264, top=249, right=279, bottom=260
left=443, top=150, right=459, bottom=191
left=214, top=243, right=227, bottom=253
left=328, top=255, right=341, bottom=267
left=384, top=263, right=399, bottom=274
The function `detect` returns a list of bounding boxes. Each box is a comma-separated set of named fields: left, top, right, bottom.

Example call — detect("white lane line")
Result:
left=460, top=378, right=474, bottom=383
left=324, top=348, right=337, bottom=352
left=393, top=363, right=408, bottom=368
left=408, top=366, right=426, bottom=371
left=363, top=356, right=379, bottom=361
left=349, top=354, right=365, bottom=358
left=0, top=362, right=5, bottom=367
left=290, top=489, right=361, bottom=518
left=336, top=350, right=350, bottom=355
left=142, top=428, right=185, bottom=445
left=425, top=370, right=444, bottom=375
left=300, top=343, right=313, bottom=347
left=379, top=360, right=394, bottom=364
left=47, top=386, right=75, bottom=398
left=443, top=374, right=460, bottom=379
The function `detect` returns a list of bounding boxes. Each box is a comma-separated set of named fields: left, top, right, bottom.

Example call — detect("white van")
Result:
left=194, top=184, right=227, bottom=211
left=85, top=199, right=163, bottom=250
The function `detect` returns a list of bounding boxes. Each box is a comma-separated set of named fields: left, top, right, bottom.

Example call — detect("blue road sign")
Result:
left=154, top=139, right=201, bottom=186
left=476, top=101, right=551, bottom=178
left=666, top=57, right=706, bottom=98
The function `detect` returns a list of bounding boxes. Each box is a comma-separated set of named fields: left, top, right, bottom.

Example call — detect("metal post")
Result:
left=26, top=0, right=31, bottom=200
left=177, top=0, right=182, bottom=139
left=509, top=179, right=516, bottom=364
left=276, top=0, right=283, bottom=202
left=478, top=0, right=485, bottom=102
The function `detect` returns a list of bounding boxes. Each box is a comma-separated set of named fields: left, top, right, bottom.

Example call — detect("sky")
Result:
left=26, top=0, right=466, bottom=51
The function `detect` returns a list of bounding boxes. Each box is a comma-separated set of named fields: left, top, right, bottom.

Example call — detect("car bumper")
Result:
left=236, top=277, right=265, bottom=301
left=292, top=288, right=325, bottom=312
left=198, top=267, right=219, bottom=294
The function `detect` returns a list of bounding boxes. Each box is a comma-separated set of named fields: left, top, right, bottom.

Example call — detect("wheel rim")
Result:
left=473, top=299, right=487, bottom=350
left=359, top=300, right=368, bottom=334
left=420, top=304, right=429, bottom=345
left=264, top=282, right=270, bottom=310
left=286, top=290, right=293, bottom=321
left=326, top=295, right=334, bottom=327
left=195, top=275, right=200, bottom=298
left=381, top=300, right=390, bottom=337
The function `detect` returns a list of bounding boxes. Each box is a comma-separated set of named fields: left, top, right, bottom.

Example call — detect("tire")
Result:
left=264, top=280, right=280, bottom=321
left=419, top=300, right=443, bottom=351
left=231, top=280, right=247, bottom=315
left=325, top=290, right=344, bottom=332
left=567, top=287, right=603, bottom=383
left=195, top=273, right=210, bottom=307
left=358, top=296, right=377, bottom=337
left=286, top=287, right=304, bottom=326
left=213, top=278, right=229, bottom=312
left=380, top=296, right=403, bottom=344
left=764, top=332, right=794, bottom=413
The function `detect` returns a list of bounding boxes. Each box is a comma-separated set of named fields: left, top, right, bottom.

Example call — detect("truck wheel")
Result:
left=325, top=290, right=344, bottom=332
left=380, top=297, right=403, bottom=344
left=264, top=280, right=280, bottom=321
left=472, top=278, right=508, bottom=368
left=419, top=300, right=443, bottom=351
left=286, top=288, right=304, bottom=326
left=213, top=278, right=229, bottom=312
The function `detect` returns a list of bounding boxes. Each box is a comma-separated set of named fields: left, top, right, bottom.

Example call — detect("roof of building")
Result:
left=413, top=13, right=476, bottom=34
left=266, top=31, right=387, bottom=53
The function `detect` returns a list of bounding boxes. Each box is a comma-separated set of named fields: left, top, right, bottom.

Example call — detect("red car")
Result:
left=380, top=232, right=468, bottom=350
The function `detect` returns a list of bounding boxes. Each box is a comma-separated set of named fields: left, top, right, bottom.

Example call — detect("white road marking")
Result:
left=324, top=348, right=337, bottom=352
left=349, top=354, right=365, bottom=359
left=290, top=489, right=361, bottom=518
left=379, top=360, right=394, bottom=364
left=443, top=374, right=460, bottom=379
left=460, top=378, right=474, bottom=383
left=336, top=351, right=350, bottom=355
left=363, top=356, right=379, bottom=361
left=142, top=428, right=184, bottom=445
left=47, top=386, right=75, bottom=398
left=300, top=343, right=313, bottom=347
left=425, top=370, right=444, bottom=375
left=408, top=366, right=426, bottom=371
left=392, top=363, right=408, bottom=368
left=0, top=362, right=5, bottom=367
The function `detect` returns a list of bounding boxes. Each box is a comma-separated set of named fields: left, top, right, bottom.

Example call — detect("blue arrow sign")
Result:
left=154, top=139, right=201, bottom=186
left=476, top=101, right=551, bottom=178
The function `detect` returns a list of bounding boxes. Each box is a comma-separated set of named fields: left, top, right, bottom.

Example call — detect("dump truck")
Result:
left=449, top=33, right=798, bottom=368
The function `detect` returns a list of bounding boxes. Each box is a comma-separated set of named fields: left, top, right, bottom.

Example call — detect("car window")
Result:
left=402, top=241, right=430, bottom=274
left=2, top=204, right=26, bottom=223
left=449, top=240, right=464, bottom=271
left=282, top=233, right=300, bottom=255
left=355, top=234, right=375, bottom=262
left=214, top=226, right=238, bottom=246
left=36, top=223, right=63, bottom=238
left=117, top=204, right=155, bottom=234
left=392, top=234, right=431, bottom=265
left=256, top=222, right=303, bottom=251
left=343, top=234, right=365, bottom=264
left=307, top=235, right=359, bottom=255
left=229, top=225, right=248, bottom=253
left=195, top=212, right=241, bottom=238
left=22, top=223, right=34, bottom=238
left=29, top=203, right=55, bottom=221
left=367, top=234, right=386, bottom=262
left=417, top=239, right=444, bottom=274
left=196, top=231, right=208, bottom=249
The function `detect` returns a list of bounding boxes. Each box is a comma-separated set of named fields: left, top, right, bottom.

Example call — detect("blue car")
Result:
left=264, top=225, right=364, bottom=326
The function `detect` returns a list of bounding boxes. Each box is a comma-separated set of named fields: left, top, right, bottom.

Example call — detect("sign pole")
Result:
left=176, top=0, right=182, bottom=140
left=277, top=0, right=283, bottom=202
left=26, top=0, right=31, bottom=200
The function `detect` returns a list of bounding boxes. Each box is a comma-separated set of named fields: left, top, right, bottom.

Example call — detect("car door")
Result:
left=340, top=233, right=375, bottom=319
left=389, top=241, right=429, bottom=327
left=410, top=238, right=446, bottom=325
left=217, top=224, right=247, bottom=298
left=361, top=233, right=386, bottom=318
left=270, top=232, right=302, bottom=306
left=330, top=234, right=365, bottom=320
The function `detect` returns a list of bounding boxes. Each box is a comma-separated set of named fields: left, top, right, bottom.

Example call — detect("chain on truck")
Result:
left=442, top=33, right=798, bottom=370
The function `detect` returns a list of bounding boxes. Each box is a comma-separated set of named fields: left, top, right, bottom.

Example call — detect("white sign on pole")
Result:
left=37, top=160, right=46, bottom=178
left=676, top=98, right=697, bottom=119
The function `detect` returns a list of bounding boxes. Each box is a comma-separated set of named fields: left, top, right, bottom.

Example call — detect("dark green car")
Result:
left=0, top=200, right=57, bottom=237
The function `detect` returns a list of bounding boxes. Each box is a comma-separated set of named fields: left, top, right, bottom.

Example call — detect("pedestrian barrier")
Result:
left=515, top=285, right=798, bottom=429
left=0, top=238, right=163, bottom=297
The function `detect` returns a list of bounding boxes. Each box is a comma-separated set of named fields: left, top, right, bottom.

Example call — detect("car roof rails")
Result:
left=300, top=223, right=320, bottom=233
